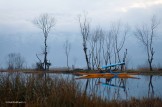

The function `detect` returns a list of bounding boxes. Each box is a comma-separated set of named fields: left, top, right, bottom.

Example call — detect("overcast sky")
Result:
left=0, top=0, right=162, bottom=69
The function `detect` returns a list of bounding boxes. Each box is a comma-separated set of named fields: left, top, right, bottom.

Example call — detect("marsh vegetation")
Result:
left=0, top=72, right=162, bottom=107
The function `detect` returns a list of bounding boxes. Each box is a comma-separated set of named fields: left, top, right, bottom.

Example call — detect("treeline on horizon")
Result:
left=0, top=13, right=161, bottom=71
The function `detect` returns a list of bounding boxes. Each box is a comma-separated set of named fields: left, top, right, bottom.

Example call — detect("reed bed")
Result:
left=0, top=73, right=162, bottom=107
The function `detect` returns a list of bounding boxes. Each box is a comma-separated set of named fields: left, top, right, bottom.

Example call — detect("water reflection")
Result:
left=0, top=72, right=162, bottom=100
left=78, top=75, right=162, bottom=100
left=148, top=75, right=154, bottom=98
left=82, top=77, right=129, bottom=100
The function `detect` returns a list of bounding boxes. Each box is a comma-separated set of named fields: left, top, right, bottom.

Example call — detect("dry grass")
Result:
left=0, top=73, right=162, bottom=107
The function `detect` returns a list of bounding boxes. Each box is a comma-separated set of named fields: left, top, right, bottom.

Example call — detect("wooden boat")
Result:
left=75, top=62, right=139, bottom=79
left=75, top=73, right=139, bottom=79
left=101, top=62, right=125, bottom=69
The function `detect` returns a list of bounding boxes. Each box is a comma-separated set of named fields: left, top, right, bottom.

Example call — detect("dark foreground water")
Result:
left=0, top=72, right=162, bottom=100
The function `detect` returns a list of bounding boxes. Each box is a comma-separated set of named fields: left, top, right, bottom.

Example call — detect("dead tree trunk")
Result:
left=134, top=15, right=159, bottom=71
left=33, top=13, right=55, bottom=71
left=78, top=14, right=91, bottom=70
left=44, top=34, right=48, bottom=70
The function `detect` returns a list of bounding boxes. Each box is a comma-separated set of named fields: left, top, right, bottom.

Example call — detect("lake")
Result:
left=76, top=75, right=162, bottom=100
left=43, top=73, right=162, bottom=100
left=0, top=72, right=162, bottom=101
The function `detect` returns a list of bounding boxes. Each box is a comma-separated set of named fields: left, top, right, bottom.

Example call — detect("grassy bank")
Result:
left=0, top=73, right=162, bottom=107
left=1, top=68, right=162, bottom=75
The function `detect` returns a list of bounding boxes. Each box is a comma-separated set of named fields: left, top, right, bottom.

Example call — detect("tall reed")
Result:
left=0, top=73, right=162, bottom=107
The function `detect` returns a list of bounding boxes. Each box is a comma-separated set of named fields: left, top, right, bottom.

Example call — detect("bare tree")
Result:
left=103, top=30, right=114, bottom=67
left=89, top=31, right=96, bottom=70
left=35, top=53, right=44, bottom=70
left=134, top=16, right=159, bottom=71
left=64, top=39, right=71, bottom=70
left=90, top=27, right=104, bottom=69
left=78, top=14, right=91, bottom=70
left=7, top=53, right=25, bottom=70
left=33, top=13, right=55, bottom=71
left=111, top=22, right=129, bottom=64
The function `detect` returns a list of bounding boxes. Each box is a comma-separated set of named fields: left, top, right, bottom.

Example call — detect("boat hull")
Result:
left=75, top=73, right=139, bottom=79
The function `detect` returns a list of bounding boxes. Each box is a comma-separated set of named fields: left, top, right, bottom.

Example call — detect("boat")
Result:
left=75, top=73, right=139, bottom=79
left=75, top=62, right=139, bottom=79
left=101, top=62, right=125, bottom=69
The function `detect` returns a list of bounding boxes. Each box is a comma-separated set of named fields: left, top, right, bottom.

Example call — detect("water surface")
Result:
left=0, top=72, right=161, bottom=100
